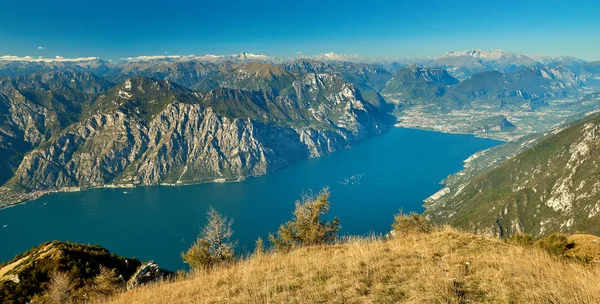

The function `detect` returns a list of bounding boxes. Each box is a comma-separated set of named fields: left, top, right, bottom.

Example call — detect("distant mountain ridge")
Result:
left=0, top=57, right=112, bottom=77
left=381, top=64, right=586, bottom=110
left=381, top=65, right=459, bottom=104
left=0, top=49, right=591, bottom=78
left=427, top=49, right=588, bottom=79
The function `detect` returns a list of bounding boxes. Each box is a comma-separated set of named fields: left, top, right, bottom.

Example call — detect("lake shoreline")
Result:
left=0, top=127, right=501, bottom=270
left=0, top=126, right=507, bottom=211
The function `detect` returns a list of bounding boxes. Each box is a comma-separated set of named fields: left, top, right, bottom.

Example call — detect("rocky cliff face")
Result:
left=0, top=71, right=112, bottom=184
left=0, top=75, right=391, bottom=206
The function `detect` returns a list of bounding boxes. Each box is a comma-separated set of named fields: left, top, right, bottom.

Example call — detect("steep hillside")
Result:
left=0, top=75, right=392, bottom=207
left=583, top=61, right=600, bottom=86
left=327, top=61, right=392, bottom=91
left=583, top=61, right=600, bottom=75
left=222, top=62, right=297, bottom=91
left=381, top=65, right=459, bottom=105
left=382, top=64, right=584, bottom=110
left=425, top=113, right=600, bottom=237
left=0, top=71, right=113, bottom=184
left=108, top=228, right=600, bottom=304
left=445, top=66, right=584, bottom=110
left=106, top=60, right=223, bottom=90
left=0, top=241, right=149, bottom=303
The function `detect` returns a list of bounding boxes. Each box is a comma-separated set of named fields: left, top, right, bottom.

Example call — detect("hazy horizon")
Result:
left=1, top=0, right=598, bottom=62
left=0, top=48, right=597, bottom=64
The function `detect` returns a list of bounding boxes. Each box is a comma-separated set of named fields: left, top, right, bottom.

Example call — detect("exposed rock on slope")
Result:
left=0, top=75, right=392, bottom=206
left=0, top=71, right=113, bottom=184
left=425, top=113, right=600, bottom=237
left=466, top=115, right=516, bottom=133
left=126, top=262, right=171, bottom=291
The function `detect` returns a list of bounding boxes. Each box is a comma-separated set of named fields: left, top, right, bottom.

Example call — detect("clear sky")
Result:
left=0, top=0, right=598, bottom=61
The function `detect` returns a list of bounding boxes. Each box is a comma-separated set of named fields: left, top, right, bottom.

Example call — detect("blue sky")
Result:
left=0, top=0, right=598, bottom=61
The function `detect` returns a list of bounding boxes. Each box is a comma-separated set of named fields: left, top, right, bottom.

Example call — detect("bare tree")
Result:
left=182, top=206, right=236, bottom=270
left=46, top=271, right=76, bottom=304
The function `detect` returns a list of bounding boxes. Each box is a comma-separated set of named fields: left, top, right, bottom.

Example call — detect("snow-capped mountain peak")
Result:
left=440, top=49, right=528, bottom=61
left=312, top=52, right=363, bottom=62
left=120, top=52, right=279, bottom=63
left=0, top=55, right=101, bottom=63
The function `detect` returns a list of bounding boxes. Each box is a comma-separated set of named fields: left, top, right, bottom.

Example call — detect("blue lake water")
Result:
left=0, top=128, right=500, bottom=270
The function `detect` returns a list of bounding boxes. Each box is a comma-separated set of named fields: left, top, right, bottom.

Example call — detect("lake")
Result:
left=0, top=128, right=500, bottom=270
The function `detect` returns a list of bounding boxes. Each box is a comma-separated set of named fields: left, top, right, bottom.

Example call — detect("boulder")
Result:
left=126, top=261, right=173, bottom=290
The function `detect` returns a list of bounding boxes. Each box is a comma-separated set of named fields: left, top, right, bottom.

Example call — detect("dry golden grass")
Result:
left=566, top=234, right=600, bottom=262
left=106, top=227, right=600, bottom=304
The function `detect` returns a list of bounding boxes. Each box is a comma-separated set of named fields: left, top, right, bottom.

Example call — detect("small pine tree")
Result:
left=182, top=239, right=213, bottom=270
left=391, top=210, right=432, bottom=235
left=182, top=206, right=236, bottom=270
left=269, top=188, right=340, bottom=252
left=254, top=237, right=265, bottom=256
left=87, top=265, right=124, bottom=299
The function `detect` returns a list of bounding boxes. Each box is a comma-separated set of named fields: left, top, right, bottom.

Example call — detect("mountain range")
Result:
left=1, top=49, right=593, bottom=78
left=382, top=64, right=586, bottom=111
left=0, top=69, right=392, bottom=206
left=0, top=49, right=599, bottom=238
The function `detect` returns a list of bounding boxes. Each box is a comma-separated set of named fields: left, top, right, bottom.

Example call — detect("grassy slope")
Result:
left=107, top=228, right=600, bottom=304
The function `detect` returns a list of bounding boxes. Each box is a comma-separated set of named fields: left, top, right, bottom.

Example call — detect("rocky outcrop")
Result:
left=0, top=241, right=143, bottom=303
left=466, top=116, right=517, bottom=133
left=126, top=262, right=173, bottom=291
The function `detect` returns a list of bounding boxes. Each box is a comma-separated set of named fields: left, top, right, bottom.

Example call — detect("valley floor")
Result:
left=106, top=228, right=600, bottom=304
left=395, top=103, right=600, bottom=142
